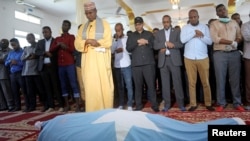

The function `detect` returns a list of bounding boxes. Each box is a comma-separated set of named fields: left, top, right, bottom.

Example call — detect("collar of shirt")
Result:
left=164, top=27, right=171, bottom=41
left=14, top=48, right=22, bottom=52
left=61, top=33, right=70, bottom=37
left=135, top=29, right=145, bottom=34
left=45, top=37, right=52, bottom=42
left=165, top=27, right=170, bottom=31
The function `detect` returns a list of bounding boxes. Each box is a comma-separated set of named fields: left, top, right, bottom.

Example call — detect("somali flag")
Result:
left=37, top=109, right=245, bottom=141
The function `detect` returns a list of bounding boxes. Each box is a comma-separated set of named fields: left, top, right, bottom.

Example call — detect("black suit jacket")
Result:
left=35, top=38, right=57, bottom=71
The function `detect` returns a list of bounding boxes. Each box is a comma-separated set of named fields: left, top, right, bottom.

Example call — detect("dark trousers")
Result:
left=160, top=57, right=185, bottom=108
left=0, top=79, right=14, bottom=109
left=0, top=87, right=7, bottom=109
left=58, top=64, right=80, bottom=98
left=24, top=75, right=45, bottom=109
left=213, top=51, right=242, bottom=107
left=40, top=65, right=63, bottom=109
left=132, top=64, right=158, bottom=109
left=244, top=59, right=250, bottom=104
left=155, top=60, right=162, bottom=91
left=10, top=72, right=27, bottom=109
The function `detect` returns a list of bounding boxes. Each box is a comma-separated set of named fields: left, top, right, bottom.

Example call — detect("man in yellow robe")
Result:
left=74, top=2, right=113, bottom=112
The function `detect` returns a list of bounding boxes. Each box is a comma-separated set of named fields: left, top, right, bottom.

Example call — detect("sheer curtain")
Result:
left=76, top=0, right=88, bottom=26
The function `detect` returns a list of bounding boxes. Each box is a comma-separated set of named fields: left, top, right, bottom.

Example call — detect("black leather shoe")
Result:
left=29, top=108, right=36, bottom=112
left=134, top=106, right=143, bottom=111
left=0, top=108, right=8, bottom=111
left=188, top=106, right=197, bottom=111
left=206, top=106, right=215, bottom=111
left=14, top=107, right=21, bottom=111
left=8, top=108, right=15, bottom=112
left=23, top=108, right=30, bottom=112
left=152, top=108, right=160, bottom=112
left=41, top=107, right=48, bottom=112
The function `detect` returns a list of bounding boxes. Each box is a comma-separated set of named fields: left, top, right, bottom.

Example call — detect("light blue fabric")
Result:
left=37, top=109, right=244, bottom=141
left=180, top=23, right=212, bottom=60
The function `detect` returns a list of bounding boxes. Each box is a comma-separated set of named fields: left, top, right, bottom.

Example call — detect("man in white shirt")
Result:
left=181, top=9, right=214, bottom=111
left=111, top=23, right=133, bottom=111
left=35, top=26, right=63, bottom=112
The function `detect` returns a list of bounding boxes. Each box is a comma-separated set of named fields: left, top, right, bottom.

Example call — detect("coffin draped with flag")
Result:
left=37, top=109, right=245, bottom=141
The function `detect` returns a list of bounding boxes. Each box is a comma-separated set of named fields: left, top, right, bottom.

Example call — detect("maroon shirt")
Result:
left=50, top=33, right=75, bottom=66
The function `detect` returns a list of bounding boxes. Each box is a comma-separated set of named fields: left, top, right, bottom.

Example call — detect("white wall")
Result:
left=0, top=0, right=77, bottom=44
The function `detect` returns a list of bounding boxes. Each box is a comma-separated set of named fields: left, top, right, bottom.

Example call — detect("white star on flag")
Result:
left=92, top=109, right=162, bottom=141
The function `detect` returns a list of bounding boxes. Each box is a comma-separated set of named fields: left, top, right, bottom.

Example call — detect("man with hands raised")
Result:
left=154, top=15, right=186, bottom=112
left=210, top=4, right=245, bottom=112
left=181, top=9, right=214, bottom=112
left=126, top=17, right=159, bottom=112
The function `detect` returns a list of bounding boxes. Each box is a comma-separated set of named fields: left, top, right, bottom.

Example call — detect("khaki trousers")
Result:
left=184, top=57, right=212, bottom=107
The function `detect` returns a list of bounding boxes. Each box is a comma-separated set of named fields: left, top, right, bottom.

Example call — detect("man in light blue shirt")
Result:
left=180, top=9, right=214, bottom=111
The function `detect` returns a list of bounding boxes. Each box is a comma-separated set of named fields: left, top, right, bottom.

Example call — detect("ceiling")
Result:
left=15, top=0, right=250, bottom=30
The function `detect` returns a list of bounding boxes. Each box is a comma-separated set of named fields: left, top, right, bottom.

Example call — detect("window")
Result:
left=14, top=30, right=40, bottom=48
left=15, top=10, right=41, bottom=25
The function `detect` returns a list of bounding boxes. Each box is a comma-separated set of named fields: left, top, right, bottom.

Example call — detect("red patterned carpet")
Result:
left=0, top=112, right=61, bottom=141
left=143, top=102, right=250, bottom=124
left=0, top=102, right=249, bottom=141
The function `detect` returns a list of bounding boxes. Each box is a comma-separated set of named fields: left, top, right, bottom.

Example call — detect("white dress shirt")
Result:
left=44, top=38, right=52, bottom=64
left=111, top=36, right=131, bottom=68
left=165, top=28, right=171, bottom=55
left=180, top=23, right=212, bottom=60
